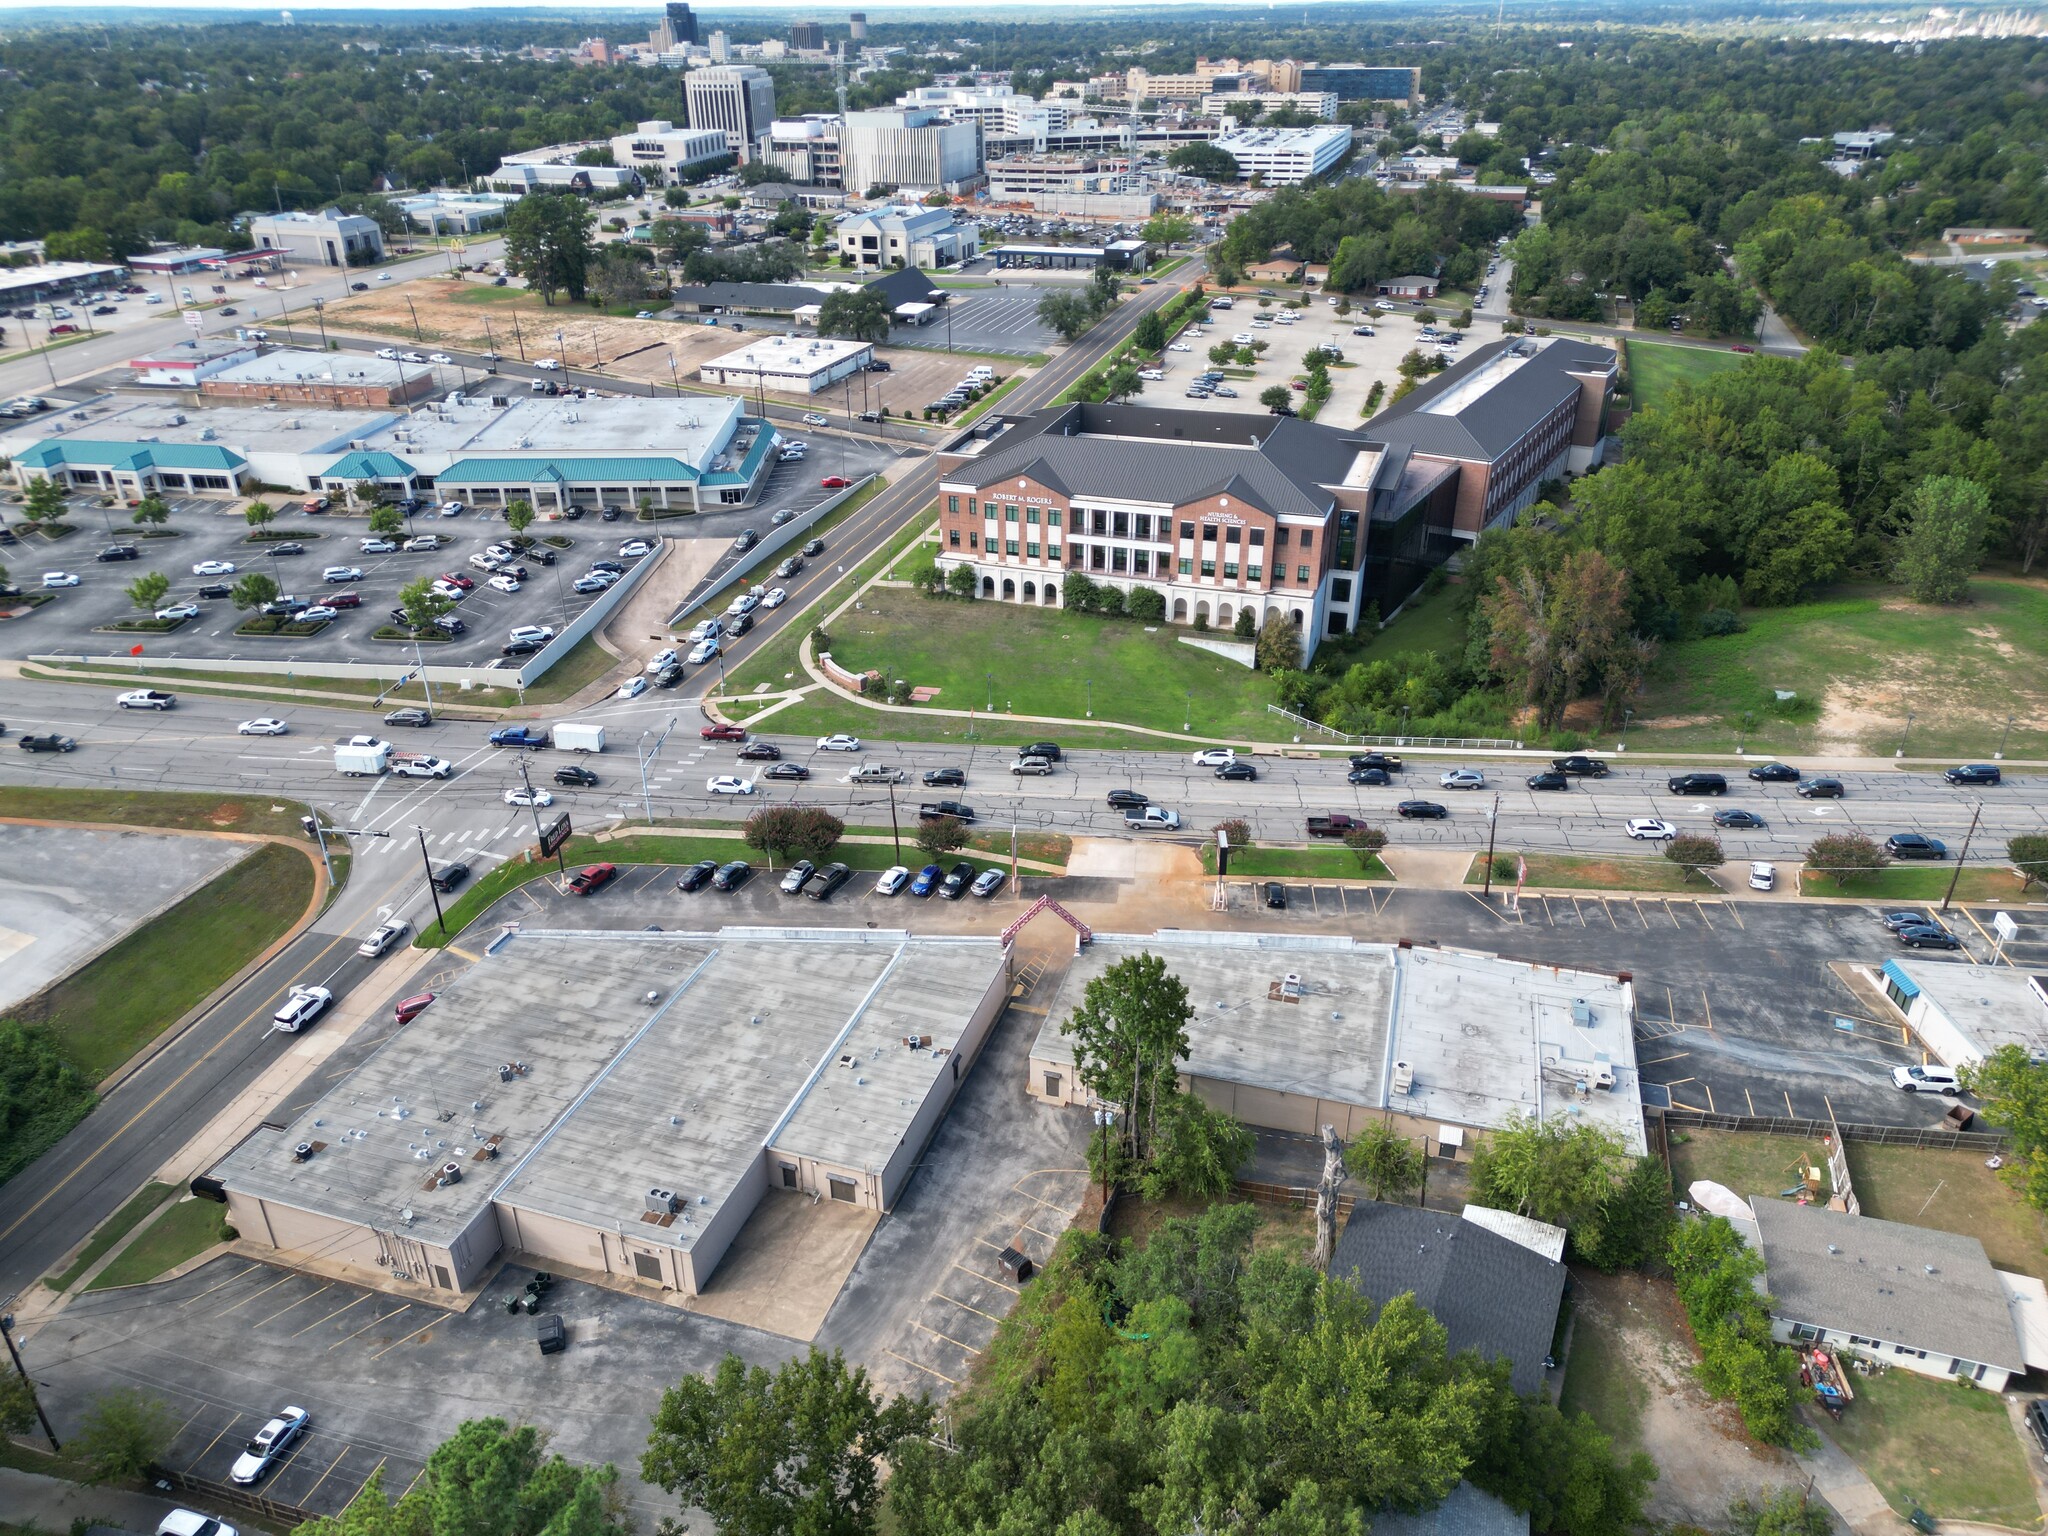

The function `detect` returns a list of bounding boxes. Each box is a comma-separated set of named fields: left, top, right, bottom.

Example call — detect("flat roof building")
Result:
left=610, top=120, right=735, bottom=184
left=248, top=210, right=386, bottom=270
left=199, top=348, right=438, bottom=409
left=213, top=929, right=1011, bottom=1300
left=126, top=337, right=263, bottom=387
left=1200, top=90, right=1340, bottom=121
left=126, top=247, right=223, bottom=275
left=985, top=155, right=1158, bottom=218
left=700, top=334, right=875, bottom=395
left=841, top=110, right=982, bottom=198
left=1027, top=933, right=1644, bottom=1156
left=0, top=261, right=129, bottom=305
left=1213, top=126, right=1353, bottom=184
left=397, top=193, right=520, bottom=234
left=686, top=65, right=778, bottom=161
left=1877, top=961, right=2048, bottom=1070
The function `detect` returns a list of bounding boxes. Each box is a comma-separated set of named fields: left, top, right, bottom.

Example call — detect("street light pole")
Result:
left=0, top=1314, right=60, bottom=1452
left=1997, top=713, right=2015, bottom=761
left=1940, top=801, right=1983, bottom=915
left=1482, top=791, right=1501, bottom=898
left=1897, top=709, right=1916, bottom=759
left=312, top=296, right=330, bottom=351
left=417, top=824, right=449, bottom=935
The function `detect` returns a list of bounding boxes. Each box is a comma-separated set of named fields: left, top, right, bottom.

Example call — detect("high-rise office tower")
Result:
left=666, top=3, right=700, bottom=46
left=685, top=64, right=778, bottom=159
left=849, top=12, right=867, bottom=40
left=789, top=21, right=825, bottom=50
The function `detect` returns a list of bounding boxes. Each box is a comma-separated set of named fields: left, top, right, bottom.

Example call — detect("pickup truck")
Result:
left=1306, top=813, right=1366, bottom=838
left=1348, top=752, right=1403, bottom=771
left=919, top=800, right=975, bottom=823
left=1124, top=806, right=1182, bottom=831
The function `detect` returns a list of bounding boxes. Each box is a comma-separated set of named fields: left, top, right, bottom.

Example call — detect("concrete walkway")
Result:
left=0, top=1462, right=196, bottom=1535
left=1799, top=1412, right=1910, bottom=1536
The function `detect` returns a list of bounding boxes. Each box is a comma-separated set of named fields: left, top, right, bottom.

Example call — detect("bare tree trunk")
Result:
left=1313, top=1124, right=1346, bottom=1273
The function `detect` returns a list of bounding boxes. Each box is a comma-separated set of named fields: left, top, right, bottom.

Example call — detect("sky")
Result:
left=1, top=0, right=1396, bottom=13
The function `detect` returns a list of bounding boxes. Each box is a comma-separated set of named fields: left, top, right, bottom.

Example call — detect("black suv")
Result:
left=430, top=861, right=470, bottom=893
left=923, top=766, right=966, bottom=787
left=96, top=544, right=139, bottom=562
left=1886, top=833, right=1949, bottom=860
left=554, top=764, right=600, bottom=787
left=938, top=860, right=977, bottom=900
left=1944, top=763, right=2002, bottom=786
left=805, top=862, right=853, bottom=901
left=1666, top=772, right=1728, bottom=796
left=1106, top=788, right=1148, bottom=809
left=1552, top=755, right=1608, bottom=776
left=1018, top=741, right=1063, bottom=762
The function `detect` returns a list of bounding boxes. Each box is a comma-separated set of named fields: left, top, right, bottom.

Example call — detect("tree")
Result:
left=916, top=817, right=969, bottom=859
left=0, top=1020, right=95, bottom=1185
left=1125, top=585, right=1166, bottom=622
left=75, top=1387, right=177, bottom=1483
left=1962, top=1045, right=2048, bottom=1210
left=1470, top=1115, right=1630, bottom=1233
left=654, top=220, right=711, bottom=264
left=125, top=570, right=170, bottom=613
left=0, top=1368, right=37, bottom=1436
left=1664, top=832, right=1725, bottom=880
left=22, top=476, right=67, bottom=528
left=1141, top=212, right=1195, bottom=246
left=130, top=494, right=168, bottom=531
left=945, top=564, right=978, bottom=600
left=644, top=1348, right=931, bottom=1536
left=503, top=192, right=595, bottom=305
left=1133, top=311, right=1168, bottom=353
left=1893, top=474, right=1991, bottom=604
left=231, top=570, right=280, bottom=612
left=367, top=503, right=403, bottom=539
left=1482, top=549, right=1639, bottom=734
left=1254, top=611, right=1300, bottom=671
left=1209, top=342, right=1239, bottom=366
left=1804, top=831, right=1888, bottom=887
left=1473, top=1398, right=1655, bottom=1536
left=244, top=500, right=275, bottom=537
left=1342, top=824, right=1387, bottom=870
left=296, top=1420, right=621, bottom=1536
left=1577, top=1155, right=1674, bottom=1272
left=1069, top=952, right=1195, bottom=1174
left=2011, top=834, right=2048, bottom=892
left=1729, top=1490, right=1834, bottom=1536
left=504, top=499, right=536, bottom=543
left=1037, top=289, right=1099, bottom=342
left=743, top=805, right=844, bottom=863
left=396, top=574, right=453, bottom=633
left=1167, top=142, right=1238, bottom=181
left=589, top=249, right=653, bottom=310
left=1344, top=1119, right=1423, bottom=1202
left=817, top=286, right=893, bottom=343
left=350, top=479, right=383, bottom=510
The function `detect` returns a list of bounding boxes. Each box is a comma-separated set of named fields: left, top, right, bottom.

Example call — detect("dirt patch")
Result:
left=1815, top=681, right=1908, bottom=754
left=1563, top=1270, right=1797, bottom=1524
left=1968, top=624, right=2020, bottom=660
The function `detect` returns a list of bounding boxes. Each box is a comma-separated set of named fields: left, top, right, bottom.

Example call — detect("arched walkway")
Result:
left=981, top=575, right=995, bottom=596
left=1218, top=603, right=1235, bottom=629
left=1001, top=578, right=1016, bottom=600
left=1022, top=580, right=1037, bottom=602
left=1172, top=598, right=1188, bottom=621
left=1195, top=601, right=1211, bottom=627
left=1043, top=583, right=1058, bottom=606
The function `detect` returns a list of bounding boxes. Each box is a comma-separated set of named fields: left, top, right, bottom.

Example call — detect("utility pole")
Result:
left=304, top=818, right=393, bottom=888
left=1940, top=800, right=1983, bottom=915
left=1481, top=791, right=1501, bottom=898
left=887, top=780, right=902, bottom=862
left=417, top=825, right=448, bottom=935
left=0, top=1315, right=59, bottom=1451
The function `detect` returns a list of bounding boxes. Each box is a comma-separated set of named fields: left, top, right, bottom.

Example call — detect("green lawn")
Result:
left=11, top=842, right=313, bottom=1080
left=86, top=1196, right=231, bottom=1290
left=1464, top=851, right=1704, bottom=893
left=0, top=788, right=316, bottom=840
left=1623, top=339, right=1747, bottom=410
left=1667, top=1129, right=1835, bottom=1203
left=1558, top=1287, right=1649, bottom=1450
left=1828, top=1369, right=2040, bottom=1527
left=811, top=586, right=1278, bottom=740
left=45, top=1182, right=176, bottom=1292
left=1374, top=580, right=1469, bottom=658
left=1199, top=844, right=1392, bottom=880
left=1797, top=866, right=2030, bottom=902
left=1633, top=579, right=2048, bottom=758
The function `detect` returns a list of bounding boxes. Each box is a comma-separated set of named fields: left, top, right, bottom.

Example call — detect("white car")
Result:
left=1137, top=368, right=1166, bottom=382
left=726, top=593, right=759, bottom=617
left=1748, top=861, right=1776, bottom=891
left=508, top=624, right=555, bottom=645
left=469, top=552, right=505, bottom=572
left=535, top=358, right=561, bottom=370
left=1439, top=768, right=1486, bottom=790
left=359, top=538, right=397, bottom=554
left=377, top=272, right=392, bottom=282
left=1626, top=818, right=1679, bottom=841
left=439, top=500, right=465, bottom=516
left=688, top=618, right=723, bottom=643
left=391, top=754, right=452, bottom=778
left=647, top=647, right=680, bottom=673
left=504, top=786, right=554, bottom=807
left=875, top=864, right=911, bottom=896
left=322, top=565, right=363, bottom=583
left=229, top=1406, right=310, bottom=1484
left=801, top=412, right=829, bottom=427
left=572, top=573, right=610, bottom=593
left=238, top=718, right=289, bottom=736
left=1231, top=332, right=1254, bottom=344
left=42, top=571, right=80, bottom=587
left=430, top=579, right=466, bottom=601
left=615, top=676, right=649, bottom=700
left=297, top=605, right=339, bottom=623
left=357, top=918, right=410, bottom=957
left=817, top=734, right=863, bottom=752
left=403, top=534, right=443, bottom=551
left=1893, top=1064, right=1962, bottom=1095
left=428, top=352, right=453, bottom=365
left=778, top=448, right=808, bottom=463
left=707, top=775, right=756, bottom=795
left=619, top=539, right=652, bottom=558
left=1191, top=748, right=1235, bottom=767
left=192, top=560, right=236, bottom=576
left=485, top=542, right=517, bottom=560
left=345, top=734, right=391, bottom=752
left=1167, top=342, right=1192, bottom=352
left=487, top=574, right=522, bottom=594
left=156, top=602, right=201, bottom=621
left=761, top=587, right=788, bottom=609
left=158, top=1510, right=238, bottom=1536
left=271, top=988, right=331, bottom=1033
left=375, top=347, right=401, bottom=360
left=687, top=639, right=719, bottom=665
left=781, top=439, right=809, bottom=453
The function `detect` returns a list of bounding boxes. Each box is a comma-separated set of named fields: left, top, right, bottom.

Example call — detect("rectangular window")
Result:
left=1005, top=504, right=1019, bottom=523
left=1112, top=511, right=1129, bottom=537
left=1202, top=523, right=1218, bottom=542
left=1179, top=557, right=1194, bottom=575
left=1224, top=562, right=1239, bottom=580
left=1044, top=1072, right=1063, bottom=1097
left=1297, top=565, right=1311, bottom=583
left=984, top=500, right=1000, bottom=518
left=1090, top=546, right=1106, bottom=570
left=1133, top=550, right=1149, bottom=574
left=969, top=532, right=979, bottom=550
left=1026, top=542, right=1039, bottom=559
left=1067, top=544, right=1083, bottom=565
left=1226, top=526, right=1241, bottom=546
left=1276, top=528, right=1290, bottom=546
left=1201, top=559, right=1216, bottom=577
left=1250, top=529, right=1265, bottom=547
left=1248, top=565, right=1262, bottom=583
left=1300, top=531, right=1315, bottom=552
left=1048, top=510, right=1062, bottom=529
left=1006, top=539, right=1020, bottom=556
left=1180, top=521, right=1195, bottom=541
left=1134, top=514, right=1152, bottom=540
left=949, top=529, right=961, bottom=548
left=781, top=1164, right=798, bottom=1189
left=1112, top=547, right=1128, bottom=572
left=1091, top=509, right=1108, bottom=536
left=1026, top=508, right=1040, bottom=525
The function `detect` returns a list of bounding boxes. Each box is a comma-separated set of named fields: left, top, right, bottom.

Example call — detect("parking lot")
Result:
left=893, top=286, right=1059, bottom=356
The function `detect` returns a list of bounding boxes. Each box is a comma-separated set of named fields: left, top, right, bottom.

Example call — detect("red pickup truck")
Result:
left=1306, top=814, right=1366, bottom=838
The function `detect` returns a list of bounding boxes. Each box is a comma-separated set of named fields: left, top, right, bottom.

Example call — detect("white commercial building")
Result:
left=837, top=203, right=980, bottom=271
left=1200, top=90, right=1340, bottom=121
left=125, top=338, right=263, bottom=388
left=489, top=161, right=643, bottom=194
left=894, top=84, right=1072, bottom=138
left=396, top=192, right=520, bottom=234
left=985, top=155, right=1159, bottom=218
left=1213, top=125, right=1353, bottom=183
left=1878, top=961, right=2048, bottom=1071
left=685, top=65, right=778, bottom=160
left=762, top=116, right=846, bottom=187
left=700, top=334, right=875, bottom=395
left=840, top=109, right=981, bottom=196
left=609, top=120, right=734, bottom=183
left=247, top=210, right=385, bottom=268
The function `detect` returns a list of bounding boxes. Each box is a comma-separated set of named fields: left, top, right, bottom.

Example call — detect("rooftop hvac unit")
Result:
left=1570, top=997, right=1593, bottom=1029
left=1591, top=1051, right=1615, bottom=1090
left=646, top=1186, right=679, bottom=1215
left=293, top=1141, right=316, bottom=1162
left=436, top=1161, right=464, bottom=1187
left=1281, top=972, right=1305, bottom=1000
left=169, top=412, right=186, bottom=425
left=1391, top=1059, right=1415, bottom=1096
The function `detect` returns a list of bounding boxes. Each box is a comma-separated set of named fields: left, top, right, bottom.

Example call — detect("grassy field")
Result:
left=0, top=787, right=315, bottom=839
left=1624, top=340, right=1747, bottom=410
left=1668, top=1129, right=1836, bottom=1202
left=1797, top=866, right=2030, bottom=902
left=45, top=1181, right=176, bottom=1292
left=1633, top=579, right=2048, bottom=759
left=11, top=842, right=313, bottom=1080
left=811, top=586, right=1278, bottom=739
left=86, top=1196, right=230, bottom=1290
left=1464, top=851, right=1704, bottom=893
left=1198, top=844, right=1392, bottom=880
left=1828, top=1369, right=2040, bottom=1527
left=1375, top=580, right=1471, bottom=659
left=1557, top=1287, right=1649, bottom=1451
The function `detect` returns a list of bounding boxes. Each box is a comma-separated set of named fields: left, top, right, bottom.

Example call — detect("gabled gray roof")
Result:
left=947, top=403, right=1368, bottom=521
left=1330, top=1199, right=1566, bottom=1395
left=668, top=280, right=830, bottom=312
left=1368, top=336, right=1613, bottom=463
left=865, top=266, right=942, bottom=308
left=1749, top=1200, right=2023, bottom=1371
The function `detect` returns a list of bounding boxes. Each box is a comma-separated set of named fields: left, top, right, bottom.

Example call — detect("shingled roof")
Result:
left=1749, top=1200, right=2023, bottom=1372
left=1367, top=335, right=1614, bottom=462
left=1329, top=1199, right=1566, bottom=1395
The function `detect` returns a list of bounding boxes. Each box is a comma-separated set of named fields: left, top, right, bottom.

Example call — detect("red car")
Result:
left=1732, top=343, right=1755, bottom=353
left=439, top=572, right=475, bottom=590
left=701, top=722, right=747, bottom=742
left=395, top=991, right=436, bottom=1025
left=819, top=475, right=851, bottom=489
left=327, top=591, right=362, bottom=609
left=567, top=862, right=617, bottom=895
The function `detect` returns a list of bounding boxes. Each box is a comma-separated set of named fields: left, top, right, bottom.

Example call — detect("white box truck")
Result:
left=335, top=741, right=391, bottom=776
left=554, top=722, right=606, bottom=753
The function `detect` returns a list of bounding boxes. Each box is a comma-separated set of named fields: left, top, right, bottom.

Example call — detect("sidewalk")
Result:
left=0, top=1463, right=193, bottom=1535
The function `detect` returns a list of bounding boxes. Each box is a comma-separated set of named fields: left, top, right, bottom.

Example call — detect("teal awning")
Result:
left=1880, top=960, right=1921, bottom=998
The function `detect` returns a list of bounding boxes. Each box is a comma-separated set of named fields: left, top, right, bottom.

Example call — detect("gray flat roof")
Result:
left=13, top=396, right=389, bottom=458
left=218, top=929, right=1006, bottom=1255
left=208, top=349, right=430, bottom=388
left=1030, top=934, right=1643, bottom=1151
left=1894, top=960, right=2048, bottom=1059
left=362, top=393, right=746, bottom=467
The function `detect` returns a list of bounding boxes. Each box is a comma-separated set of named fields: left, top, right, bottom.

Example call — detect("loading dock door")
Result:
left=828, top=1177, right=856, bottom=1203
left=634, top=1251, right=664, bottom=1283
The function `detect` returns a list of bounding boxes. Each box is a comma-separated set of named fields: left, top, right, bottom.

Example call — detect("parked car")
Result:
left=677, top=859, right=720, bottom=892
left=395, top=992, right=437, bottom=1026
left=567, top=863, right=617, bottom=896
left=805, top=862, right=852, bottom=901
left=780, top=860, right=817, bottom=895
left=230, top=1407, right=310, bottom=1484
left=1747, top=862, right=1776, bottom=891
left=971, top=868, right=1006, bottom=899
left=938, top=860, right=978, bottom=899
left=875, top=865, right=911, bottom=896
left=1748, top=762, right=1801, bottom=783
left=712, top=860, right=753, bottom=891
left=1892, top=1063, right=1962, bottom=1093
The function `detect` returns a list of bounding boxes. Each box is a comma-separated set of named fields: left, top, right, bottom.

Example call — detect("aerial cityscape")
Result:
left=1, top=5, right=2047, bottom=1536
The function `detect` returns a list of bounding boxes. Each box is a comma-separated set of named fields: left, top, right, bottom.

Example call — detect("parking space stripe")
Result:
left=1703, top=1082, right=1716, bottom=1111
left=331, top=1304, right=410, bottom=1349
left=933, top=1290, right=1004, bottom=1325
left=187, top=1413, right=244, bottom=1472
left=300, top=1443, right=354, bottom=1504
left=291, top=1292, right=369, bottom=1338
left=1724, top=901, right=1745, bottom=929
left=217, top=1271, right=299, bottom=1316
left=954, top=1260, right=1017, bottom=1295
left=1784, top=1089, right=1796, bottom=1116
left=1746, top=1089, right=1758, bottom=1115
left=1954, top=905, right=2004, bottom=960
left=179, top=1263, right=261, bottom=1306
left=255, top=1283, right=329, bottom=1328
left=912, top=1318, right=986, bottom=1355
left=887, top=1347, right=958, bottom=1386
left=367, top=1314, right=442, bottom=1360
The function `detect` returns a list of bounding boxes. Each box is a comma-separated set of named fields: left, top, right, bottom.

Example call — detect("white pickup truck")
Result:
left=1124, top=805, right=1181, bottom=831
left=391, top=754, right=453, bottom=779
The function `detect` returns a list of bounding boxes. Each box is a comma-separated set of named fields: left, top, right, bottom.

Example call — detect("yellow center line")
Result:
left=290, top=1292, right=369, bottom=1338
left=331, top=1304, right=410, bottom=1350
left=911, top=1318, right=987, bottom=1355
